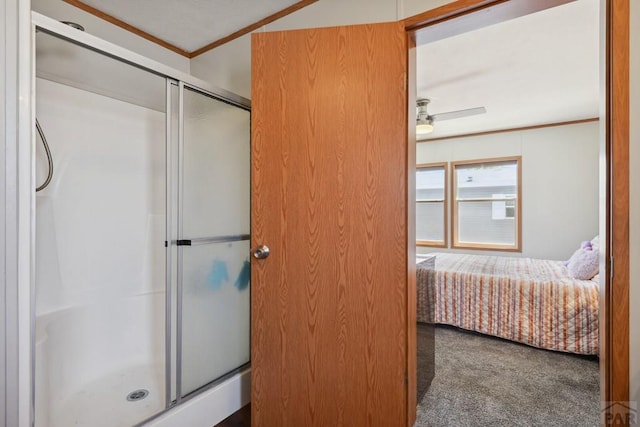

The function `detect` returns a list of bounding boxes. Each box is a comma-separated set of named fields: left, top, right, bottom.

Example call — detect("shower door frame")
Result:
left=174, top=81, right=252, bottom=404
left=31, top=11, right=251, bottom=426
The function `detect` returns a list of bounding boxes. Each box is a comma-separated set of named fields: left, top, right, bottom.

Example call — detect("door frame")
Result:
left=403, top=0, right=629, bottom=418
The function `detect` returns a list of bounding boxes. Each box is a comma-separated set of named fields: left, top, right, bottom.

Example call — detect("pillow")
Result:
left=567, top=247, right=599, bottom=280
left=591, top=235, right=600, bottom=249
left=563, top=240, right=594, bottom=266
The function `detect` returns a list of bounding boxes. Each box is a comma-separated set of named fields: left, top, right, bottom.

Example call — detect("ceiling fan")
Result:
left=416, top=98, right=486, bottom=135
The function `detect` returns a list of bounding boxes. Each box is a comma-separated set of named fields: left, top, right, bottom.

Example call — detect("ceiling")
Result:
left=416, top=0, right=600, bottom=140
left=63, top=0, right=316, bottom=57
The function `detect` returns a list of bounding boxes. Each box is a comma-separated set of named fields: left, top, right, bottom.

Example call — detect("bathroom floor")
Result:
left=215, top=404, right=250, bottom=427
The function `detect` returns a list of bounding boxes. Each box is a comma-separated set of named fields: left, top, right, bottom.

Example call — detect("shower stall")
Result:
left=32, top=13, right=250, bottom=427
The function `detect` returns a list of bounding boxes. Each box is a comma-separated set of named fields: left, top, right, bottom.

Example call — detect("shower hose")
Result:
left=35, top=118, right=53, bottom=192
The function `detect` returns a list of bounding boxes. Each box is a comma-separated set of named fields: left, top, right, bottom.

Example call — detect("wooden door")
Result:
left=251, top=22, right=415, bottom=426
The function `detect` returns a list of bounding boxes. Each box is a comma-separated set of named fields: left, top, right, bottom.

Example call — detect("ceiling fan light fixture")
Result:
left=416, top=98, right=433, bottom=135
left=415, top=97, right=487, bottom=136
left=416, top=121, right=434, bottom=135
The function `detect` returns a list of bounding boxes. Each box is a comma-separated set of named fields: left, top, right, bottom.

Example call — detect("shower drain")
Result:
left=126, top=389, right=149, bottom=402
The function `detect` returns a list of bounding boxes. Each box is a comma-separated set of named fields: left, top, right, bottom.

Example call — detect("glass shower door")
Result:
left=177, top=85, right=251, bottom=397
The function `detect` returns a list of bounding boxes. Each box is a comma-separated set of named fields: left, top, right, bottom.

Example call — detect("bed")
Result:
left=416, top=253, right=600, bottom=355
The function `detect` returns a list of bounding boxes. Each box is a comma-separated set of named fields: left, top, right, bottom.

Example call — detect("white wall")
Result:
left=402, top=0, right=452, bottom=18
left=629, top=0, right=640, bottom=409
left=15, top=3, right=36, bottom=427
left=190, top=35, right=253, bottom=100
left=416, top=122, right=600, bottom=260
left=31, top=0, right=190, bottom=73
left=3, top=0, right=34, bottom=425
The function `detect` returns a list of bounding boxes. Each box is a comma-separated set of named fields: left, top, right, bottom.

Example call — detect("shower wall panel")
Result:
left=35, top=78, right=166, bottom=315
left=35, top=77, right=167, bottom=427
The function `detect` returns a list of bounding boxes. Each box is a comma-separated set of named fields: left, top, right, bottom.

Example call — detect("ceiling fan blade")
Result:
left=431, top=106, right=486, bottom=122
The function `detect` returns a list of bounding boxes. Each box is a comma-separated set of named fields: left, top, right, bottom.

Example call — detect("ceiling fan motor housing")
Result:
left=417, top=98, right=432, bottom=125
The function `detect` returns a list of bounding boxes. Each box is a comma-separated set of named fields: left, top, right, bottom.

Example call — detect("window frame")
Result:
left=451, top=156, right=522, bottom=252
left=415, top=162, right=448, bottom=248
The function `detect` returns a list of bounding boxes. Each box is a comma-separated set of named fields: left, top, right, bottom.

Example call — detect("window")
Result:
left=452, top=157, right=521, bottom=251
left=416, top=163, right=447, bottom=247
left=491, top=194, right=516, bottom=219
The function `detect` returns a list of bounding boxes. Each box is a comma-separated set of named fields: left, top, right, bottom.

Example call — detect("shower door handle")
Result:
left=253, top=245, right=270, bottom=260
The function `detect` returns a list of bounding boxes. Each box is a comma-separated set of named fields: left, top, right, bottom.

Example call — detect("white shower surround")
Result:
left=34, top=76, right=250, bottom=426
left=34, top=77, right=167, bottom=426
left=35, top=293, right=166, bottom=427
left=35, top=292, right=250, bottom=427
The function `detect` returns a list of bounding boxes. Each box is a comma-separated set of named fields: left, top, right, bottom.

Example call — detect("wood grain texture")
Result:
left=252, top=22, right=408, bottom=427
left=605, top=0, right=629, bottom=406
left=63, top=0, right=317, bottom=58
left=403, top=0, right=505, bottom=30
left=404, top=0, right=573, bottom=45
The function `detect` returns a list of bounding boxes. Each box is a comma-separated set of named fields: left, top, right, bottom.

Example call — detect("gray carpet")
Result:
left=416, top=325, right=600, bottom=427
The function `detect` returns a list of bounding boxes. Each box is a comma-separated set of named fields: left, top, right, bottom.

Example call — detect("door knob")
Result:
left=253, top=245, right=270, bottom=259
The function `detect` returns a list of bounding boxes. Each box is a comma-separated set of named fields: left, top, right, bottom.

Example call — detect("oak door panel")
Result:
left=252, top=22, right=409, bottom=426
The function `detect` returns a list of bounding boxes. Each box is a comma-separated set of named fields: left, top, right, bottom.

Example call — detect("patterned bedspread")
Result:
left=417, top=253, right=599, bottom=355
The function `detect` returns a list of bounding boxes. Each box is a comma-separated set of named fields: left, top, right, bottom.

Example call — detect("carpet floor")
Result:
left=416, top=324, right=600, bottom=427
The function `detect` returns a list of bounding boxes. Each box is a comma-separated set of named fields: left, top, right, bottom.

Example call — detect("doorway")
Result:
left=405, top=0, right=629, bottom=423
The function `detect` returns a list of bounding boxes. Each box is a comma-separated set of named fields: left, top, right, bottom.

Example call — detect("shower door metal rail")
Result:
left=31, top=13, right=249, bottom=110
left=165, top=78, right=179, bottom=408
left=176, top=234, right=251, bottom=246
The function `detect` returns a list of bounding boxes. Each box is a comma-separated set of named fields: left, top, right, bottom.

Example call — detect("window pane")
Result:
left=416, top=202, right=444, bottom=242
left=417, top=166, right=444, bottom=200
left=457, top=201, right=515, bottom=245
left=456, top=161, right=517, bottom=199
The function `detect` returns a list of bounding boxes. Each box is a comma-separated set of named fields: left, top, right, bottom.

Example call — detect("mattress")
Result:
left=417, top=253, right=599, bottom=355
